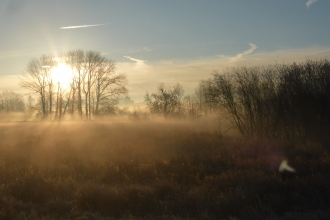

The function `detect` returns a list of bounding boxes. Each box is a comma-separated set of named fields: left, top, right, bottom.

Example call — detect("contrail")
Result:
left=306, top=0, right=318, bottom=8
left=124, top=56, right=148, bottom=68
left=60, top=23, right=108, bottom=29
left=124, top=56, right=145, bottom=64
left=241, top=43, right=258, bottom=56
left=231, top=43, right=257, bottom=62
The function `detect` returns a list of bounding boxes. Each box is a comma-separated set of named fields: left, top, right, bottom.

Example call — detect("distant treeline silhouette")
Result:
left=145, top=58, right=330, bottom=142
left=0, top=91, right=25, bottom=112
left=209, top=58, right=330, bottom=142
left=143, top=81, right=216, bottom=120
left=4, top=52, right=329, bottom=141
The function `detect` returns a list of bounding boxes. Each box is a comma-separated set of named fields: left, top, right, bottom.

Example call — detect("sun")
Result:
left=51, top=63, right=73, bottom=91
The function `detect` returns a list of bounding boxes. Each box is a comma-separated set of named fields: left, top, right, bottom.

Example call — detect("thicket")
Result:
left=211, top=59, right=330, bottom=142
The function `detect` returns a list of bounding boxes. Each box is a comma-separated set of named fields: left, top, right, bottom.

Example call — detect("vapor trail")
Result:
left=60, top=23, right=108, bottom=29
left=124, top=56, right=144, bottom=63
left=306, top=0, right=318, bottom=8
left=124, top=56, right=148, bottom=68
left=231, top=43, right=258, bottom=62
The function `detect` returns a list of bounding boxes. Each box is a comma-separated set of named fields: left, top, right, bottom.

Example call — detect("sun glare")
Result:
left=51, top=63, right=73, bottom=90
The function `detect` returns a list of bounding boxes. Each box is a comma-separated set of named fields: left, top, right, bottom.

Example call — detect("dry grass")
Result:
left=0, top=119, right=329, bottom=219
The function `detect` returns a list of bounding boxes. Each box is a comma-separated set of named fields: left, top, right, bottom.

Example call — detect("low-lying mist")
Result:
left=0, top=112, right=35, bottom=122
left=1, top=119, right=329, bottom=219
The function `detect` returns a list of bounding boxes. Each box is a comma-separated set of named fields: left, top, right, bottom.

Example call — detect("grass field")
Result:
left=0, top=119, right=330, bottom=219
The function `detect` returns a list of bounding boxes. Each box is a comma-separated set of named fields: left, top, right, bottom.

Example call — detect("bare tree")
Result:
left=145, top=83, right=184, bottom=119
left=63, top=50, right=85, bottom=119
left=20, top=55, right=56, bottom=119
left=21, top=50, right=128, bottom=120
left=276, top=59, right=330, bottom=141
left=209, top=60, right=330, bottom=141
left=93, top=62, right=128, bottom=116
left=82, top=51, right=107, bottom=119
left=194, top=79, right=217, bottom=115
left=211, top=66, right=279, bottom=137
left=182, top=94, right=201, bottom=119
left=54, top=81, right=69, bottom=120
left=64, top=50, right=128, bottom=119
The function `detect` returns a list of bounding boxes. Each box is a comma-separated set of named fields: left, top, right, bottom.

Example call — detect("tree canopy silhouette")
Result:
left=145, top=83, right=184, bottom=119
left=209, top=59, right=330, bottom=142
left=20, top=50, right=128, bottom=120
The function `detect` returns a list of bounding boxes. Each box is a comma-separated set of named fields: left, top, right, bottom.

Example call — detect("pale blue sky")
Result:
left=1, top=0, right=330, bottom=101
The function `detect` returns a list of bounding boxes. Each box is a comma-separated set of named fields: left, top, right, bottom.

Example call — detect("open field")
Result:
left=0, top=120, right=330, bottom=219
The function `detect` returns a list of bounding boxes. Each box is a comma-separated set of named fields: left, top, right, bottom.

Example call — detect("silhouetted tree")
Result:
left=92, top=57, right=128, bottom=116
left=194, top=79, right=217, bottom=115
left=211, top=66, right=280, bottom=137
left=64, top=50, right=84, bottom=118
left=210, top=59, right=330, bottom=142
left=145, top=83, right=184, bottom=119
left=20, top=50, right=128, bottom=120
left=182, top=94, right=201, bottom=119
left=63, top=50, right=128, bottom=119
left=20, top=55, right=56, bottom=119
left=276, top=59, right=330, bottom=141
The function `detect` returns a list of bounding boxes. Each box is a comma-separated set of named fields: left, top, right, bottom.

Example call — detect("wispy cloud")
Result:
left=306, top=0, right=318, bottom=8
left=230, top=43, right=257, bottom=62
left=127, top=47, right=152, bottom=53
left=124, top=56, right=149, bottom=68
left=60, top=23, right=108, bottom=29
left=117, top=46, right=330, bottom=102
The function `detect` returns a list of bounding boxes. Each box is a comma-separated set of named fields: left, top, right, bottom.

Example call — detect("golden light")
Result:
left=51, top=63, right=73, bottom=90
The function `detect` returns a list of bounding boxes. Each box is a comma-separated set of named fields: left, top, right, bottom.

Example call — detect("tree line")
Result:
left=4, top=49, right=330, bottom=142
left=144, top=58, right=330, bottom=142
left=0, top=91, right=25, bottom=112
left=143, top=81, right=216, bottom=120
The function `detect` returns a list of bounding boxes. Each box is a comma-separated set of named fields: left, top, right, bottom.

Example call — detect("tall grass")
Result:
left=0, top=120, right=329, bottom=219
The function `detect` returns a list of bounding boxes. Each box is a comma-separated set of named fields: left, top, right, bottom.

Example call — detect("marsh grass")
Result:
left=0, top=120, right=329, bottom=219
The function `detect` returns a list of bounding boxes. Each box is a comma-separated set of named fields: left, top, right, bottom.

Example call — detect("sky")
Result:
left=1, top=0, right=330, bottom=102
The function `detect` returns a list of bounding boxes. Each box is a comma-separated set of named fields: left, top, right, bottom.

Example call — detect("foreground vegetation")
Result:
left=0, top=120, right=329, bottom=219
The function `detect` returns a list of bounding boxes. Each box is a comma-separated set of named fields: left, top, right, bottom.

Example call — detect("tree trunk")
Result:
left=49, top=83, right=53, bottom=120
left=63, top=87, right=72, bottom=115
left=77, top=76, right=83, bottom=119
left=59, top=94, right=63, bottom=121
left=55, top=84, right=60, bottom=120
left=41, top=88, right=47, bottom=120
left=88, top=79, right=91, bottom=119
left=85, top=91, right=88, bottom=120
left=71, top=85, right=75, bottom=117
